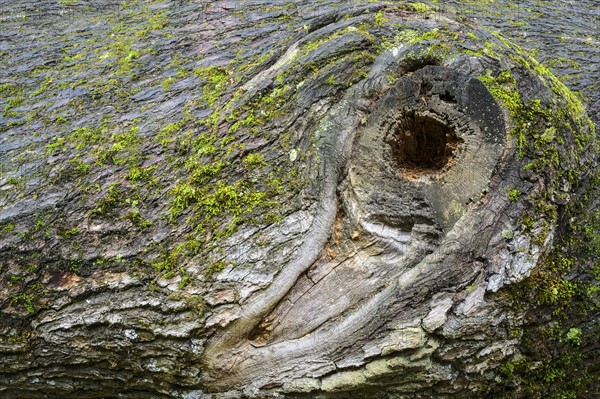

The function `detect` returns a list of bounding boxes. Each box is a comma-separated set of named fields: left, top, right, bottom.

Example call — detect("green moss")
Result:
left=170, top=180, right=266, bottom=221
left=32, top=76, right=53, bottom=97
left=194, top=66, right=232, bottom=107
left=157, top=121, right=186, bottom=146
left=243, top=153, right=267, bottom=168
left=90, top=182, right=123, bottom=217
left=234, top=50, right=276, bottom=75
left=54, top=115, right=67, bottom=124
left=489, top=32, right=594, bottom=138
left=69, top=157, right=90, bottom=176
left=70, top=126, right=103, bottom=149
left=508, top=189, right=521, bottom=201
left=162, top=77, right=175, bottom=91
left=374, top=10, right=387, bottom=26
left=95, top=136, right=139, bottom=165
left=153, top=75, right=301, bottom=281
left=59, top=227, right=80, bottom=239
left=494, top=245, right=596, bottom=397
left=2, top=96, right=24, bottom=117
left=409, top=2, right=431, bottom=13
left=0, top=83, right=20, bottom=97
left=546, top=57, right=580, bottom=70
left=469, top=29, right=600, bottom=398
left=178, top=274, right=191, bottom=289
left=478, top=69, right=531, bottom=155
left=204, top=260, right=227, bottom=280
left=6, top=176, right=24, bottom=188
left=493, top=162, right=599, bottom=398
left=408, top=28, right=441, bottom=44
left=11, top=293, right=36, bottom=315
left=127, top=165, right=157, bottom=183
left=124, top=198, right=152, bottom=229
left=0, top=223, right=16, bottom=236
left=478, top=51, right=595, bottom=185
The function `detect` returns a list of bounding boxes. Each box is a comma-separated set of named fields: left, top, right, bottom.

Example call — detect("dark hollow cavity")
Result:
left=389, top=111, right=463, bottom=172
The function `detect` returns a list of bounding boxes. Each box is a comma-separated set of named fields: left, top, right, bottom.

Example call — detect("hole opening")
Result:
left=389, top=111, right=462, bottom=177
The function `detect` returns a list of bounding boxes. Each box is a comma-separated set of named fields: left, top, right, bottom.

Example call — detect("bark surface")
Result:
left=0, top=1, right=598, bottom=398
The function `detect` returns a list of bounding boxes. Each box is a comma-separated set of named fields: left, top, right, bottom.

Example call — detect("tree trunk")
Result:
left=1, top=1, right=598, bottom=398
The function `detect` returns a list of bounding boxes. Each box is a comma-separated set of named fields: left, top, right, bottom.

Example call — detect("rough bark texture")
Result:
left=1, top=1, right=599, bottom=398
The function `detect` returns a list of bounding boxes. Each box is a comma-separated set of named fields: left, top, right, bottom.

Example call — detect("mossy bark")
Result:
left=0, top=1, right=598, bottom=398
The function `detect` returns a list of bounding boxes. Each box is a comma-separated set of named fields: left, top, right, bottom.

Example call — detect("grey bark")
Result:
left=0, top=1, right=598, bottom=398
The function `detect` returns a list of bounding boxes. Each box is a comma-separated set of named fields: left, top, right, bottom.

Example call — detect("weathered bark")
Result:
left=0, top=1, right=598, bottom=398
